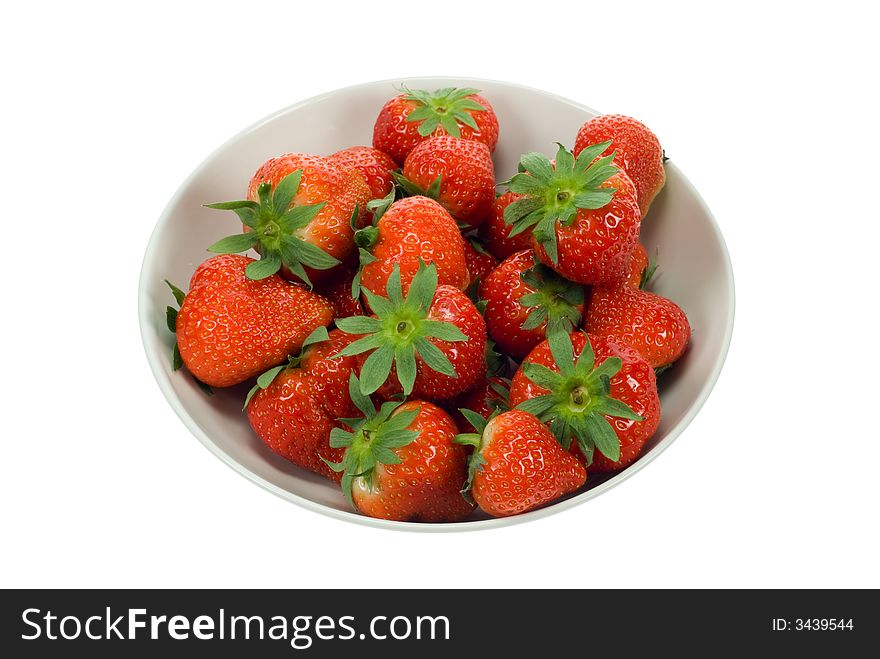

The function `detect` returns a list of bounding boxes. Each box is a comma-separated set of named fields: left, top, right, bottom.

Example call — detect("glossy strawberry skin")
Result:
left=247, top=330, right=361, bottom=481
left=480, top=250, right=585, bottom=361
left=352, top=401, right=474, bottom=522
left=473, top=410, right=586, bottom=517
left=373, top=93, right=499, bottom=164
left=478, top=192, right=533, bottom=260
left=574, top=114, right=666, bottom=217
left=463, top=239, right=499, bottom=285
left=402, top=136, right=495, bottom=229
left=625, top=242, right=649, bottom=289
left=314, top=263, right=364, bottom=318
left=509, top=333, right=660, bottom=473
left=328, top=146, right=397, bottom=202
left=532, top=169, right=641, bottom=287
left=442, top=377, right=509, bottom=432
left=359, top=285, right=487, bottom=401
left=175, top=255, right=333, bottom=387
left=247, top=153, right=360, bottom=283
left=359, top=196, right=469, bottom=299
left=585, top=287, right=690, bottom=368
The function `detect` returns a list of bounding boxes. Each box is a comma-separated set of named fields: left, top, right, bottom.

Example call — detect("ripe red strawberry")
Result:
left=373, top=86, right=499, bottom=164
left=585, top=286, right=690, bottom=369
left=205, top=154, right=360, bottom=286
left=478, top=191, right=533, bottom=260
left=480, top=250, right=586, bottom=361
left=455, top=409, right=586, bottom=517
left=394, top=136, right=495, bottom=230
left=313, top=262, right=364, bottom=318
left=354, top=195, right=469, bottom=301
left=504, top=144, right=642, bottom=286
left=328, top=146, right=397, bottom=201
left=443, top=376, right=510, bottom=432
left=509, top=331, right=660, bottom=473
left=326, top=376, right=474, bottom=522
left=626, top=243, right=650, bottom=288
left=574, top=114, right=666, bottom=216
left=245, top=327, right=360, bottom=481
left=462, top=237, right=499, bottom=285
left=168, top=254, right=333, bottom=387
left=335, top=263, right=486, bottom=401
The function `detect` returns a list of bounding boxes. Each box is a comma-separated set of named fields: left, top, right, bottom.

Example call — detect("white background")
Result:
left=2, top=1, right=878, bottom=589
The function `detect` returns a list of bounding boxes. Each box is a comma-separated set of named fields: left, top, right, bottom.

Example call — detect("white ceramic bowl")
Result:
left=139, top=77, right=734, bottom=531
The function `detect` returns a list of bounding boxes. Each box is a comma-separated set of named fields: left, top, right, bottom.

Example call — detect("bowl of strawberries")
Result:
left=139, top=77, right=734, bottom=530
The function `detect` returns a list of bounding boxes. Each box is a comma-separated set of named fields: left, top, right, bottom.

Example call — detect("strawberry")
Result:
left=509, top=331, right=660, bottom=473
left=394, top=136, right=495, bottom=230
left=372, top=86, right=499, bottom=164
left=313, top=262, right=364, bottom=319
left=585, top=286, right=690, bottom=369
left=504, top=143, right=641, bottom=286
left=478, top=191, right=533, bottom=260
left=455, top=409, right=586, bottom=517
left=335, top=263, right=486, bottom=400
left=480, top=250, right=585, bottom=361
left=168, top=254, right=333, bottom=387
left=443, top=376, right=510, bottom=432
left=353, top=194, right=469, bottom=301
left=205, top=154, right=359, bottom=286
left=624, top=242, right=655, bottom=289
left=574, top=114, right=666, bottom=217
left=326, top=375, right=473, bottom=522
left=462, top=237, right=499, bottom=286
left=245, top=327, right=360, bottom=481
left=328, top=146, right=397, bottom=201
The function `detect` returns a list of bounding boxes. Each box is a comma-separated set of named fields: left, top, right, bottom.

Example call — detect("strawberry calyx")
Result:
left=350, top=189, right=395, bottom=299
left=204, top=170, right=339, bottom=285
left=322, top=373, right=422, bottom=504
left=516, top=331, right=642, bottom=465
left=502, top=142, right=619, bottom=264
left=334, top=262, right=469, bottom=396
left=241, top=326, right=330, bottom=410
left=390, top=170, right=443, bottom=202
left=453, top=408, right=499, bottom=503
left=518, top=263, right=584, bottom=339
left=400, top=86, right=487, bottom=138
left=640, top=249, right=659, bottom=290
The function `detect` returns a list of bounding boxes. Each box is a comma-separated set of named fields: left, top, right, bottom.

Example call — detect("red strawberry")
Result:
left=373, top=86, right=499, bottom=164
left=394, top=136, right=495, bottom=230
left=480, top=250, right=586, bottom=361
left=504, top=144, right=642, bottom=286
left=574, top=114, right=666, bottom=216
left=455, top=409, right=586, bottom=517
left=443, top=376, right=510, bottom=432
left=336, top=263, right=486, bottom=401
left=327, top=377, right=474, bottom=522
left=354, top=195, right=469, bottom=301
left=245, top=327, right=360, bottom=481
left=313, top=262, right=364, bottom=318
left=585, top=286, right=690, bottom=369
left=328, top=146, right=397, bottom=201
left=462, top=237, right=499, bottom=285
left=478, top=191, right=533, bottom=260
left=205, top=154, right=359, bottom=286
left=624, top=242, right=649, bottom=289
left=168, top=254, right=333, bottom=387
left=509, top=331, right=660, bottom=473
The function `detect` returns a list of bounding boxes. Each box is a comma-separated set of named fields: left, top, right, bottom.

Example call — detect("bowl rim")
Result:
left=138, top=75, right=736, bottom=533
